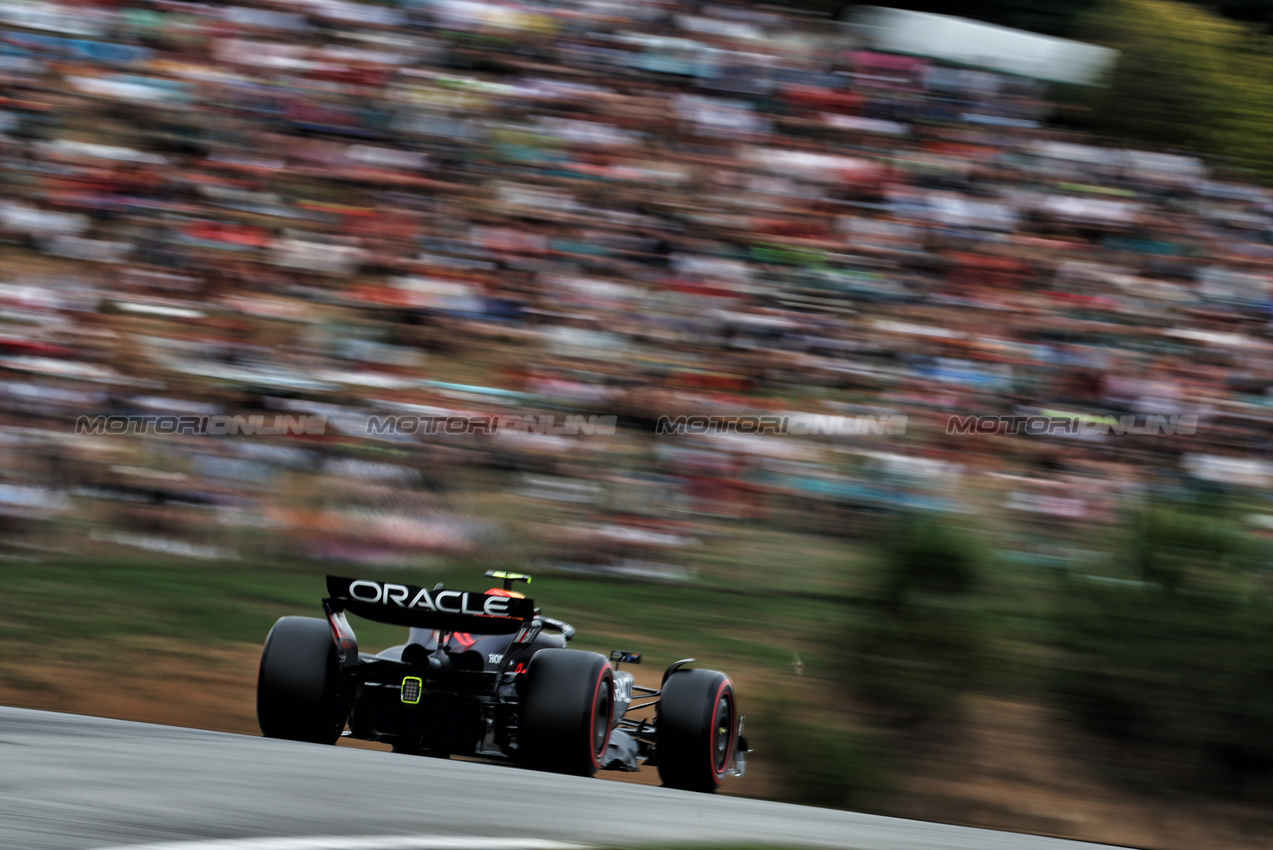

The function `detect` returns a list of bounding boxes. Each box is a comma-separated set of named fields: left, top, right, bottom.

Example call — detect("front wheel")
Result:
left=657, top=668, right=737, bottom=792
left=257, top=616, right=347, bottom=744
left=519, top=648, right=614, bottom=776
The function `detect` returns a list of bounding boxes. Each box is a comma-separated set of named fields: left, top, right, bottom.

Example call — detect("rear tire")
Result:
left=657, top=668, right=737, bottom=792
left=257, top=616, right=347, bottom=744
left=519, top=648, right=613, bottom=776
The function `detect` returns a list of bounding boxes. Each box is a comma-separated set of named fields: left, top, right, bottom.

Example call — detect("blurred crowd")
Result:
left=2, top=0, right=1273, bottom=569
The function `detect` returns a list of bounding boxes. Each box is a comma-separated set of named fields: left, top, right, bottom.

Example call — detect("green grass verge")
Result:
left=0, top=552, right=852, bottom=678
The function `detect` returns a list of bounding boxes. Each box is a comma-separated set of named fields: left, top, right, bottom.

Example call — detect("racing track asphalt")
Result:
left=0, top=707, right=1133, bottom=850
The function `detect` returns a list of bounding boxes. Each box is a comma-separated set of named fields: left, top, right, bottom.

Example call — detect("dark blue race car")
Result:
left=256, top=571, right=748, bottom=792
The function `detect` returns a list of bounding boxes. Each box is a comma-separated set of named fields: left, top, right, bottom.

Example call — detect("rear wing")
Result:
left=325, top=575, right=534, bottom=635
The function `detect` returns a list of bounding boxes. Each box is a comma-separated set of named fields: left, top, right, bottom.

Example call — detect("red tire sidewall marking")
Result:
left=589, top=665, right=613, bottom=769
left=708, top=679, right=734, bottom=785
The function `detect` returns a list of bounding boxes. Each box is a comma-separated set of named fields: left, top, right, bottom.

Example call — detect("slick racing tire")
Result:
left=519, top=648, right=614, bottom=776
left=257, top=616, right=347, bottom=744
left=657, top=668, right=737, bottom=792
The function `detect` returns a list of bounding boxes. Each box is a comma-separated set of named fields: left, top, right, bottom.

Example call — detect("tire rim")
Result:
left=712, top=692, right=734, bottom=773
left=593, top=676, right=612, bottom=757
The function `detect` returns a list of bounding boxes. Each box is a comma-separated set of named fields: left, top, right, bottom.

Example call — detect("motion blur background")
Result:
left=2, top=0, right=1273, bottom=846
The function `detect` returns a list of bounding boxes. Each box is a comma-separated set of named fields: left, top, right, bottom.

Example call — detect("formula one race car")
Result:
left=257, top=571, right=748, bottom=792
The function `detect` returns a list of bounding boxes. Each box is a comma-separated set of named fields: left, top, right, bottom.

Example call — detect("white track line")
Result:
left=93, top=838, right=589, bottom=850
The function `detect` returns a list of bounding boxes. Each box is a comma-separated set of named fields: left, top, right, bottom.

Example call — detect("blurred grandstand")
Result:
left=0, top=0, right=1269, bottom=579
